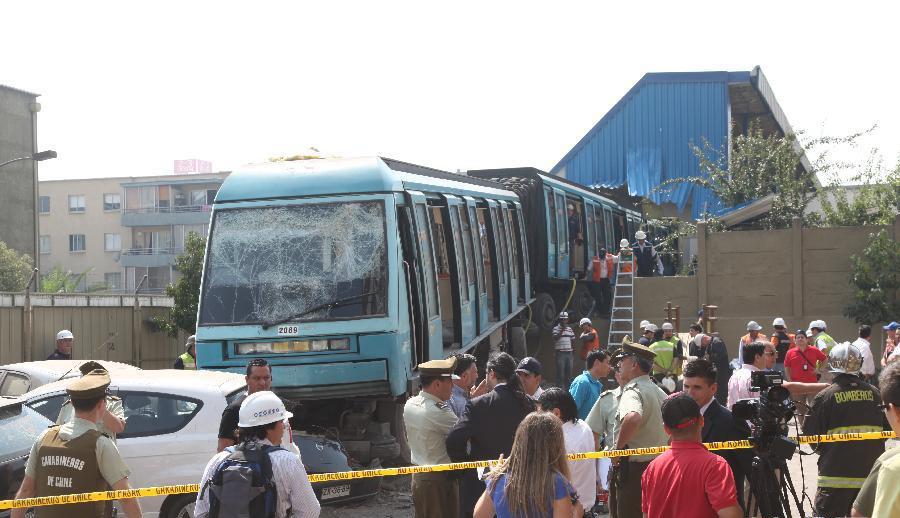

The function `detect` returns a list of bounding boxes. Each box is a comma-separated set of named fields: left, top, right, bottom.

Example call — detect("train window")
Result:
left=594, top=206, right=606, bottom=252
left=555, top=193, right=568, bottom=255
left=476, top=207, right=497, bottom=322
left=468, top=205, right=486, bottom=296
left=430, top=207, right=451, bottom=277
left=515, top=208, right=529, bottom=275
left=546, top=190, right=558, bottom=277
left=505, top=208, right=519, bottom=280
left=586, top=205, right=596, bottom=258
left=507, top=207, right=524, bottom=304
left=450, top=206, right=469, bottom=302
left=415, top=205, right=440, bottom=318
left=458, top=207, right=476, bottom=288
left=493, top=206, right=509, bottom=277
left=603, top=207, right=614, bottom=250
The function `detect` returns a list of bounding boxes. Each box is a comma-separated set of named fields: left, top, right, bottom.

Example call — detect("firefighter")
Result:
left=802, top=342, right=890, bottom=518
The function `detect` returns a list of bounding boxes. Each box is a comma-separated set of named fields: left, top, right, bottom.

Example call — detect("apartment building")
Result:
left=39, top=167, right=228, bottom=292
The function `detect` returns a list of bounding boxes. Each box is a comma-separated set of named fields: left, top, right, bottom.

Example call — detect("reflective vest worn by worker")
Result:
left=579, top=327, right=601, bottom=360
left=649, top=340, right=676, bottom=373
left=591, top=255, right=615, bottom=282
left=665, top=335, right=684, bottom=375
left=771, top=331, right=794, bottom=365
left=179, top=352, right=196, bottom=369
left=34, top=427, right=110, bottom=518
left=815, top=332, right=838, bottom=354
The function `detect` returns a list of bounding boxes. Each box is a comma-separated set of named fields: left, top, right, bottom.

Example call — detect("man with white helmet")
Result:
left=196, top=391, right=320, bottom=518
left=769, top=318, right=793, bottom=376
left=47, top=329, right=74, bottom=360
left=737, top=321, right=764, bottom=363
left=618, top=238, right=635, bottom=274
left=802, top=342, right=889, bottom=518
left=552, top=311, right=576, bottom=390
left=631, top=230, right=662, bottom=277
left=809, top=319, right=838, bottom=383
left=174, top=334, right=197, bottom=369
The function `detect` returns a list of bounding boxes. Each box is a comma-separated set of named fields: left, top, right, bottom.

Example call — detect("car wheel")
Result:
left=162, top=494, right=196, bottom=518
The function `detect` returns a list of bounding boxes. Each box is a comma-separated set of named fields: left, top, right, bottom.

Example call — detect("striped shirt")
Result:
left=195, top=439, right=320, bottom=518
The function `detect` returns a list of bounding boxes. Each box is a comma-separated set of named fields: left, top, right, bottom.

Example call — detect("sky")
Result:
left=3, top=1, right=898, bottom=183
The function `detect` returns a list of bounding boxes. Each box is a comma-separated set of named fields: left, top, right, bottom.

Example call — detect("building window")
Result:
left=104, top=233, right=121, bottom=251
left=190, top=190, right=207, bottom=206
left=39, top=196, right=50, bottom=214
left=39, top=235, right=51, bottom=254
left=68, top=195, right=86, bottom=213
left=104, top=272, right=122, bottom=290
left=69, top=234, right=86, bottom=252
left=103, top=193, right=121, bottom=211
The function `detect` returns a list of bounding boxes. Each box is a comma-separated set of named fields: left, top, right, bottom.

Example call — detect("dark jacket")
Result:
left=702, top=399, right=752, bottom=508
left=707, top=337, right=731, bottom=404
left=446, top=383, right=535, bottom=462
left=802, top=374, right=889, bottom=489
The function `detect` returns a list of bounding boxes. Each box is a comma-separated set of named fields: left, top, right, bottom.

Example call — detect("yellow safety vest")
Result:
left=179, top=351, right=196, bottom=369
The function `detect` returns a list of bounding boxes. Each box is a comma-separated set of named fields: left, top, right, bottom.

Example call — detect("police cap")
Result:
left=78, top=360, right=106, bottom=376
left=66, top=369, right=110, bottom=400
left=622, top=341, right=656, bottom=361
left=419, top=357, right=460, bottom=379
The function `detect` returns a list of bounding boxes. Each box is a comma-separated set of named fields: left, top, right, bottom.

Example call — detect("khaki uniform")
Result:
left=404, top=358, right=460, bottom=518
left=614, top=374, right=668, bottom=518
left=26, top=418, right=131, bottom=518
left=56, top=396, right=125, bottom=442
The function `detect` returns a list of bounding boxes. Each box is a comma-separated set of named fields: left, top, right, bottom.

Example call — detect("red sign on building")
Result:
left=174, top=159, right=213, bottom=174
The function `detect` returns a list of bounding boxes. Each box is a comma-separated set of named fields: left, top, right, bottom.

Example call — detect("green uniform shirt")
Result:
left=854, top=446, right=900, bottom=516
left=615, top=374, right=668, bottom=462
left=404, top=390, right=458, bottom=466
left=585, top=387, right=622, bottom=448
left=57, top=396, right=124, bottom=442
left=649, top=341, right=676, bottom=372
left=26, top=417, right=131, bottom=486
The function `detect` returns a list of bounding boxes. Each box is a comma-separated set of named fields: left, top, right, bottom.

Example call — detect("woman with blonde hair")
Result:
left=474, top=412, right=580, bottom=518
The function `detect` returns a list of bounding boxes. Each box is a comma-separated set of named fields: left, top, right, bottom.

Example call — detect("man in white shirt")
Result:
left=727, top=342, right=768, bottom=409
left=538, top=387, right=597, bottom=512
left=852, top=324, right=877, bottom=382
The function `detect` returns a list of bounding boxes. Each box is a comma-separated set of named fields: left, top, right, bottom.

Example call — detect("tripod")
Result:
left=745, top=445, right=804, bottom=518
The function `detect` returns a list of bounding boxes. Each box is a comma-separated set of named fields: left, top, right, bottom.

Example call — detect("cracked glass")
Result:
left=199, top=200, right=387, bottom=325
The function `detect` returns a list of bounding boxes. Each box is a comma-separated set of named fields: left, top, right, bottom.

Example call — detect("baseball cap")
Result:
left=794, top=329, right=807, bottom=337
left=883, top=322, right=900, bottom=331
left=56, top=329, right=74, bottom=340
left=516, top=357, right=542, bottom=376
left=661, top=392, right=701, bottom=429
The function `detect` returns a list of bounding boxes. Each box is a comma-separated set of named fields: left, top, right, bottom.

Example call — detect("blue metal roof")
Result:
left=550, top=67, right=805, bottom=219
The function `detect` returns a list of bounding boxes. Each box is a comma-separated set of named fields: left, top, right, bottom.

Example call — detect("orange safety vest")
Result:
left=579, top=328, right=602, bottom=360
left=619, top=251, right=635, bottom=273
left=591, top=255, right=615, bottom=282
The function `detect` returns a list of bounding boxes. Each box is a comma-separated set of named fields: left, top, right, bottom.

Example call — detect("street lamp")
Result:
left=0, top=150, right=57, bottom=169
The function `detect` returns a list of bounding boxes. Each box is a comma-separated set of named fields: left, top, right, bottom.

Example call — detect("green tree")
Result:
left=818, top=156, right=900, bottom=227
left=40, top=266, right=93, bottom=293
left=153, top=232, right=206, bottom=335
left=0, top=241, right=33, bottom=291
left=845, top=229, right=900, bottom=324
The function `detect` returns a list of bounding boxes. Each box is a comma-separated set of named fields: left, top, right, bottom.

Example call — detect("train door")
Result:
left=511, top=202, right=530, bottom=303
left=476, top=203, right=499, bottom=324
left=464, top=197, right=489, bottom=333
left=585, top=201, right=597, bottom=261
left=409, top=192, right=443, bottom=361
left=603, top=206, right=614, bottom=250
left=553, top=189, right=569, bottom=276
left=397, top=202, right=427, bottom=367
left=593, top=205, right=607, bottom=253
left=500, top=201, right=518, bottom=311
left=444, top=196, right=476, bottom=346
left=545, top=188, right=558, bottom=278
left=487, top=200, right=510, bottom=320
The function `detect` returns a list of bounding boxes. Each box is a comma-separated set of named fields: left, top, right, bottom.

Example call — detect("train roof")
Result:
left=467, top=167, right=643, bottom=214
left=215, top=157, right=517, bottom=203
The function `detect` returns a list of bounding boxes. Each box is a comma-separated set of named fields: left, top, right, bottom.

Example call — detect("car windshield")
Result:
left=0, top=403, right=52, bottom=460
left=199, top=200, right=388, bottom=325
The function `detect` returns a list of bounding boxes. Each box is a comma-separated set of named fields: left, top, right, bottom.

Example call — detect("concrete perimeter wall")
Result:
left=635, top=216, right=900, bottom=361
left=0, top=293, right=187, bottom=369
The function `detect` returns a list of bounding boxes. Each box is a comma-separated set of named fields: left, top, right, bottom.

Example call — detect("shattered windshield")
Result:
left=199, top=200, right=388, bottom=325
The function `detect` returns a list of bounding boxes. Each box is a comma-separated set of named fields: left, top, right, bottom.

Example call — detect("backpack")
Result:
left=201, top=442, right=282, bottom=518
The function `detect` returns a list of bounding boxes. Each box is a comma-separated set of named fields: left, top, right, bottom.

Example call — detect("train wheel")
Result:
left=571, top=285, right=595, bottom=320
left=533, top=293, right=557, bottom=331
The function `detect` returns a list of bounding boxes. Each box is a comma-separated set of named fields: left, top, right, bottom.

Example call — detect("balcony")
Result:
left=119, top=247, right=183, bottom=268
left=122, top=205, right=213, bottom=227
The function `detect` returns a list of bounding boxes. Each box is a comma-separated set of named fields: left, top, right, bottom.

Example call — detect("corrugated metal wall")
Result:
left=551, top=73, right=735, bottom=219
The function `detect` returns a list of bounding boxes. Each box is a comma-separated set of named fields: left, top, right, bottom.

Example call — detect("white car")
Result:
left=0, top=360, right=139, bottom=397
left=22, top=369, right=246, bottom=518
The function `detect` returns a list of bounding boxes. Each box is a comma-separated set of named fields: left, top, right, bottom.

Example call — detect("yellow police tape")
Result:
left=1, top=430, right=895, bottom=510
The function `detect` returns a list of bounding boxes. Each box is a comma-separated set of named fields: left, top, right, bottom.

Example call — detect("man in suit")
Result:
left=682, top=359, right=751, bottom=510
left=691, top=334, right=732, bottom=405
left=446, top=352, right=535, bottom=518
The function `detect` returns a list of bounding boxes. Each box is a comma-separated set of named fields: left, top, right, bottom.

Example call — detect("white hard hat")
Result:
left=635, top=230, right=647, bottom=240
left=559, top=311, right=569, bottom=319
left=645, top=324, right=658, bottom=333
left=746, top=321, right=762, bottom=331
left=639, top=320, right=651, bottom=330
left=185, top=335, right=196, bottom=349
left=661, top=322, right=674, bottom=331
left=808, top=320, right=826, bottom=330
left=579, top=317, right=592, bottom=327
left=237, top=391, right=293, bottom=428
left=620, top=238, right=630, bottom=249
left=772, top=318, right=786, bottom=328
left=56, top=330, right=74, bottom=340
left=828, top=342, right=863, bottom=375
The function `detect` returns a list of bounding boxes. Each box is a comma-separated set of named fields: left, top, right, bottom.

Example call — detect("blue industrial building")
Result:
left=550, top=66, right=810, bottom=220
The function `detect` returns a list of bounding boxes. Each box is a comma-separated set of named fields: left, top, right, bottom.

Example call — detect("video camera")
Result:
left=732, top=370, right=797, bottom=461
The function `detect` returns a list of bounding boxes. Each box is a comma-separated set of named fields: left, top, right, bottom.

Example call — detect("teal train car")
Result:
left=195, top=157, right=531, bottom=456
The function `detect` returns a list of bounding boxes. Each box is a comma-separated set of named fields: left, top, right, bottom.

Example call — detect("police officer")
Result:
left=174, top=334, right=197, bottom=369
left=585, top=351, right=626, bottom=516
left=611, top=341, right=668, bottom=518
left=12, top=369, right=142, bottom=518
left=802, top=342, right=890, bottom=518
left=56, top=361, right=126, bottom=442
left=404, top=357, right=460, bottom=518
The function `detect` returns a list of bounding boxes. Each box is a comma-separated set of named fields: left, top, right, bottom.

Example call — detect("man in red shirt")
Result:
left=641, top=392, right=742, bottom=518
left=784, top=329, right=828, bottom=426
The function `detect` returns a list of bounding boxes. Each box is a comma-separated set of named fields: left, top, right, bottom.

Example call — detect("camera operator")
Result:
left=802, top=342, right=890, bottom=518
left=727, top=342, right=768, bottom=410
